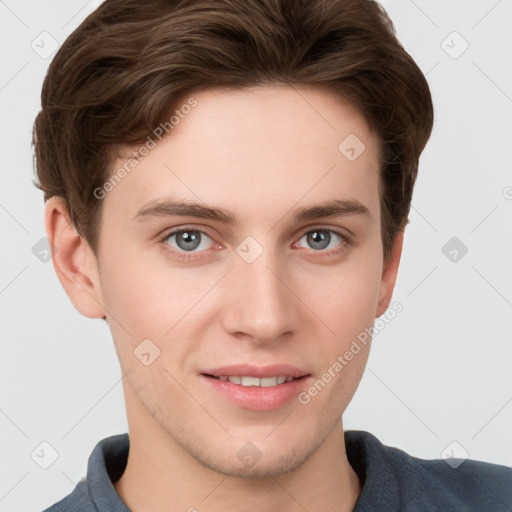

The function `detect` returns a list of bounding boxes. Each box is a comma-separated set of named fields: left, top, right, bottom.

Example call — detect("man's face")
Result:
left=93, top=85, right=392, bottom=477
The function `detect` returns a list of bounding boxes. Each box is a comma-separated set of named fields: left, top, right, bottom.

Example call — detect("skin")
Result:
left=45, top=84, right=403, bottom=512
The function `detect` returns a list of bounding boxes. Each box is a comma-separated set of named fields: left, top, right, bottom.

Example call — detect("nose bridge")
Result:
left=224, top=239, right=300, bottom=343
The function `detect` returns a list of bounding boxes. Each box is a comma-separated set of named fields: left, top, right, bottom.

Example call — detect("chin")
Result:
left=174, top=428, right=322, bottom=479
left=196, top=445, right=316, bottom=479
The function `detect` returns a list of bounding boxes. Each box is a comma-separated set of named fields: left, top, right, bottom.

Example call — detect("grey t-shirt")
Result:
left=42, top=430, right=512, bottom=511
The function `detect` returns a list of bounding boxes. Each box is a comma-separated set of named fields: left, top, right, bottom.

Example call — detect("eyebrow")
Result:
left=132, top=197, right=371, bottom=224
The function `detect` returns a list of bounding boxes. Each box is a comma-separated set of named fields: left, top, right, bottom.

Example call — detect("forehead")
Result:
left=168, top=85, right=378, bottom=168
left=103, top=85, right=380, bottom=225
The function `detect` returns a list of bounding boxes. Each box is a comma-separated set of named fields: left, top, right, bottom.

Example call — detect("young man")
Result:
left=33, top=0, right=511, bottom=510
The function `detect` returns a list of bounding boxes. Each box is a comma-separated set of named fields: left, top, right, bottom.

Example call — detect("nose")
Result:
left=221, top=245, right=302, bottom=345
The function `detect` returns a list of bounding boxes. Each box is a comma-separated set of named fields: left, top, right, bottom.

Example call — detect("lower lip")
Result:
left=201, top=375, right=310, bottom=411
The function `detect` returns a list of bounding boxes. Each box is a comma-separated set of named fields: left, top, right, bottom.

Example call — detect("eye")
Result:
left=295, top=229, right=347, bottom=252
left=159, top=226, right=349, bottom=262
left=162, top=228, right=216, bottom=254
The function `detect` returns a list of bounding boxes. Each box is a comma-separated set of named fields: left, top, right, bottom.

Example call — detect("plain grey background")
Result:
left=1, top=0, right=511, bottom=510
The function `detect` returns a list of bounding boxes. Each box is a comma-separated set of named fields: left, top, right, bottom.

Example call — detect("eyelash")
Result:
left=158, top=227, right=350, bottom=262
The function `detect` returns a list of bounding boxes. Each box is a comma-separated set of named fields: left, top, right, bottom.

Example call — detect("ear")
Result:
left=44, top=197, right=106, bottom=319
left=376, top=230, right=404, bottom=318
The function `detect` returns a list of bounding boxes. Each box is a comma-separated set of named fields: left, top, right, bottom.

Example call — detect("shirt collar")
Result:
left=87, top=433, right=131, bottom=511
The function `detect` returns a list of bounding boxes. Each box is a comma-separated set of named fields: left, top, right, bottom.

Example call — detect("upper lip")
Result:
left=201, top=364, right=309, bottom=379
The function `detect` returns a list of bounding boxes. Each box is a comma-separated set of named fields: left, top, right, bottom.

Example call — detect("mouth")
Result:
left=199, top=364, right=311, bottom=411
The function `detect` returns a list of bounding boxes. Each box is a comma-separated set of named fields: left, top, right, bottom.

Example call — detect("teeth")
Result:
left=260, top=377, right=278, bottom=387
left=241, top=376, right=261, bottom=387
left=217, top=375, right=295, bottom=387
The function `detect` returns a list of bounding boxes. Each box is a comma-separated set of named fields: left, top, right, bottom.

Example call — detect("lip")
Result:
left=200, top=364, right=311, bottom=411
left=201, top=364, right=308, bottom=379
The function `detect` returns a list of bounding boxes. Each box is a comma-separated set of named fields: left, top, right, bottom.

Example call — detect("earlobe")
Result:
left=376, top=231, right=404, bottom=318
left=44, top=197, right=106, bottom=319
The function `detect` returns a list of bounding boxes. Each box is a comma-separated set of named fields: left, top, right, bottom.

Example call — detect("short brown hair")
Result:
left=32, top=0, right=433, bottom=262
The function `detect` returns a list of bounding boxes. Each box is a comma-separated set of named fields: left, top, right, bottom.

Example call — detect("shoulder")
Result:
left=345, top=430, right=512, bottom=511
left=405, top=449, right=512, bottom=510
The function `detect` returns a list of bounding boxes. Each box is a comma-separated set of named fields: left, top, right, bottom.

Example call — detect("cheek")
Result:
left=99, top=247, right=219, bottom=367
left=303, top=250, right=382, bottom=340
left=306, top=273, right=377, bottom=406
left=100, top=245, right=195, bottom=329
